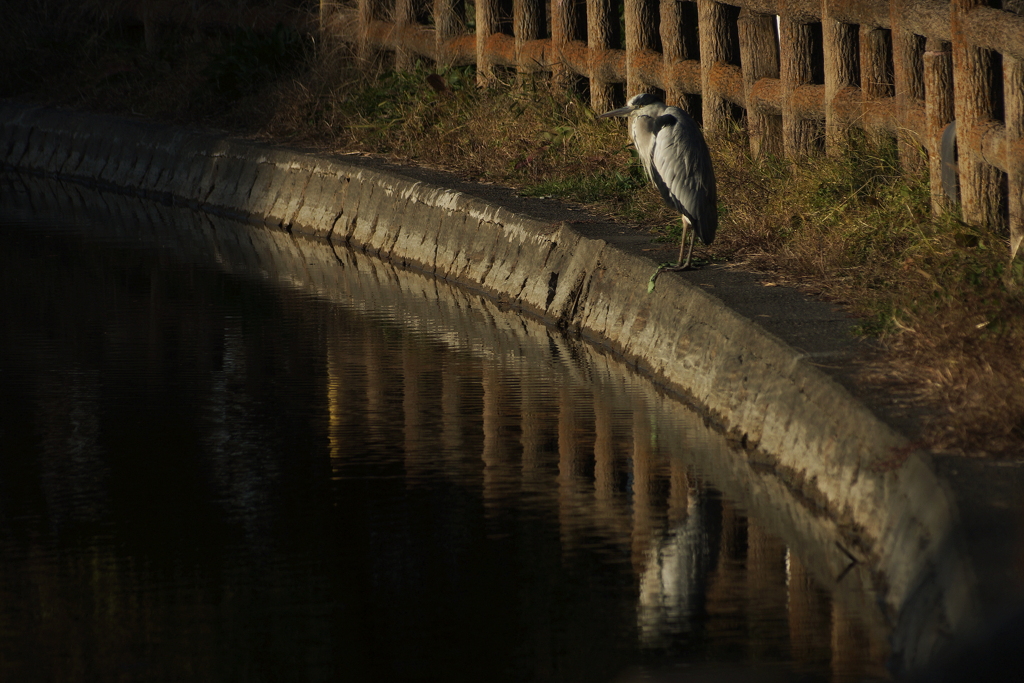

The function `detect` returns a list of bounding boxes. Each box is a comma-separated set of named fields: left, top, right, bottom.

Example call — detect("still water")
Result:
left=0, top=174, right=890, bottom=682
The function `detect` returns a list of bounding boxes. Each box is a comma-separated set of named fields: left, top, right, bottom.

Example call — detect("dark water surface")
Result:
left=0, top=174, right=890, bottom=682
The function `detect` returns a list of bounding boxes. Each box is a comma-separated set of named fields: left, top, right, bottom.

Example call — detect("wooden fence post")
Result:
left=698, top=0, right=732, bottom=133
left=890, top=0, right=925, bottom=170
left=822, top=2, right=857, bottom=154
left=662, top=0, right=700, bottom=116
left=434, top=0, right=465, bottom=64
left=358, top=0, right=386, bottom=63
left=476, top=0, right=500, bottom=84
left=738, top=9, right=781, bottom=157
left=395, top=0, right=415, bottom=69
left=661, top=0, right=683, bottom=109
left=625, top=0, right=659, bottom=96
left=860, top=24, right=894, bottom=150
left=951, top=0, right=1003, bottom=228
left=1007, top=56, right=1024, bottom=262
left=588, top=0, right=616, bottom=112
left=780, top=15, right=820, bottom=156
left=550, top=0, right=576, bottom=90
left=860, top=27, right=893, bottom=100
left=924, top=38, right=955, bottom=215
left=515, top=0, right=543, bottom=78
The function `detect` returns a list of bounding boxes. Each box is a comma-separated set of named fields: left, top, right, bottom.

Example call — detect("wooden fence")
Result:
left=321, top=0, right=1024, bottom=262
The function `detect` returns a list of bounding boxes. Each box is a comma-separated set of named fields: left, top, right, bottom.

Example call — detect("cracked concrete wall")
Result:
left=0, top=103, right=975, bottom=655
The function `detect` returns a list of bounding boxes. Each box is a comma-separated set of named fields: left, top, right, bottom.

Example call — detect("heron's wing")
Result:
left=649, top=109, right=718, bottom=245
left=630, top=114, right=658, bottom=184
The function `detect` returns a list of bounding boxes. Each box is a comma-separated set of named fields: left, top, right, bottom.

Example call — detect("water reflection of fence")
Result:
left=320, top=0, right=1024, bottom=261
left=322, top=257, right=887, bottom=676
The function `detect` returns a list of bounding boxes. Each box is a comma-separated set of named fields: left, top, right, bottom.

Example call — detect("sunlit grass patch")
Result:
left=700, top=127, right=1023, bottom=452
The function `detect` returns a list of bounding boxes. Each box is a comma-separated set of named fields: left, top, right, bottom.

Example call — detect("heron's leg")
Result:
left=681, top=226, right=697, bottom=269
left=648, top=217, right=696, bottom=291
left=676, top=219, right=690, bottom=267
left=662, top=217, right=696, bottom=271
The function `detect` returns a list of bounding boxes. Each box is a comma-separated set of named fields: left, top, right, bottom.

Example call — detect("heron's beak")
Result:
left=598, top=106, right=634, bottom=119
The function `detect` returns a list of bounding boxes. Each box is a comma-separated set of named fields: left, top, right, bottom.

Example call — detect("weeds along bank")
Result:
left=1, top=4, right=1022, bottom=456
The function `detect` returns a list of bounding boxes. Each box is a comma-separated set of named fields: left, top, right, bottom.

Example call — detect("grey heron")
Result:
left=600, top=94, right=718, bottom=282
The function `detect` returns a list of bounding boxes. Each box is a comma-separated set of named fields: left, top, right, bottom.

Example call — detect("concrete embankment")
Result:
left=0, top=102, right=974, bottom=668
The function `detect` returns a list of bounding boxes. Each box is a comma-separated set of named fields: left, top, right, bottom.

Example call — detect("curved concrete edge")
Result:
left=0, top=102, right=977, bottom=659
left=4, top=168, right=900, bottom=659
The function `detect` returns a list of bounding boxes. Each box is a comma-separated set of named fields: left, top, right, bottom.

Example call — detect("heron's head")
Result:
left=598, top=93, right=664, bottom=119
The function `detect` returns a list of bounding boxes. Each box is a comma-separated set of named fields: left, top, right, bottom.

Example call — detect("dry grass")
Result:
left=3, top=8, right=1023, bottom=457
left=706, top=128, right=1024, bottom=456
